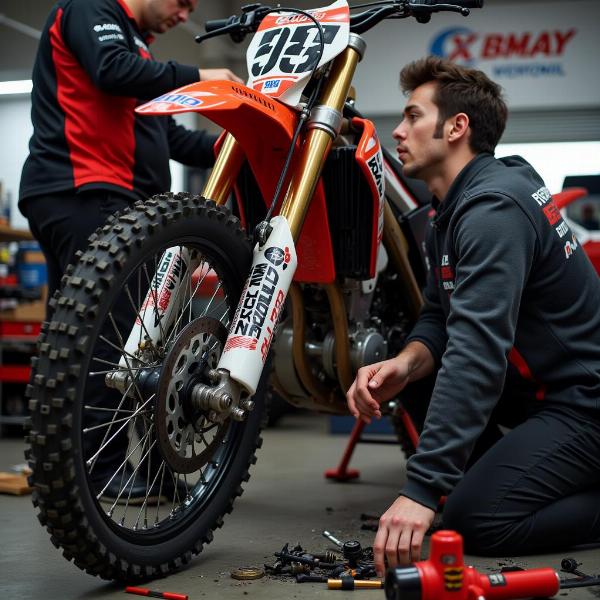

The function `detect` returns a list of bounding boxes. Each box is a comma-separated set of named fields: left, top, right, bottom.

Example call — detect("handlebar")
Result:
left=205, top=17, right=232, bottom=33
left=199, top=0, right=483, bottom=44
left=411, top=0, right=483, bottom=6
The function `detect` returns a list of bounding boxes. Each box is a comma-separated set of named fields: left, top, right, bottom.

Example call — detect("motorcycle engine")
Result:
left=273, top=247, right=413, bottom=409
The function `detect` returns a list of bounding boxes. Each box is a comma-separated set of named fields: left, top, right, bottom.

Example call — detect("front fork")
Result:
left=115, top=37, right=365, bottom=418
left=198, top=38, right=365, bottom=412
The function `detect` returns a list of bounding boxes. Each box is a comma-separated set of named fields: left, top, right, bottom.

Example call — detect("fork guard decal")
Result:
left=218, top=216, right=298, bottom=395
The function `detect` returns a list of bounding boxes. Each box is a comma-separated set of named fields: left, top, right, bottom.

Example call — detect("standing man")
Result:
left=19, top=0, right=242, bottom=301
left=18, top=0, right=243, bottom=503
left=347, top=56, right=600, bottom=575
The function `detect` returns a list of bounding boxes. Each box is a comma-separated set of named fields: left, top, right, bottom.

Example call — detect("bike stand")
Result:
left=324, top=406, right=420, bottom=482
left=324, top=419, right=365, bottom=481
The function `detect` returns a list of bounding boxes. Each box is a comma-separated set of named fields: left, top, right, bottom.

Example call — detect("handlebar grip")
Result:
left=411, top=0, right=483, bottom=6
left=453, top=0, right=483, bottom=7
left=204, top=18, right=232, bottom=32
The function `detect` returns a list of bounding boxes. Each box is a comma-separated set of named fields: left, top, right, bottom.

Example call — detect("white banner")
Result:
left=355, top=0, right=600, bottom=113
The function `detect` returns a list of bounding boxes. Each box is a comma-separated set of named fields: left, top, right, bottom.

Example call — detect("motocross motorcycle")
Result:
left=25, top=0, right=483, bottom=581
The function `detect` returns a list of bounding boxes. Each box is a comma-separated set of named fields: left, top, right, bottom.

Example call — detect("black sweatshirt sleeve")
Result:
left=401, top=193, right=537, bottom=510
left=405, top=227, right=448, bottom=366
left=167, top=118, right=218, bottom=168
left=61, top=1, right=199, bottom=98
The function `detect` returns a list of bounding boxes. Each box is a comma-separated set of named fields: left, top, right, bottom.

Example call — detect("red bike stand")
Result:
left=324, top=419, right=365, bottom=481
left=324, top=406, right=420, bottom=482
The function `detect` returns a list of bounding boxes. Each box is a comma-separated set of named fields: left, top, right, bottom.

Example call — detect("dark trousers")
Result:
left=21, top=189, right=132, bottom=302
left=22, top=189, right=135, bottom=482
left=442, top=404, right=600, bottom=555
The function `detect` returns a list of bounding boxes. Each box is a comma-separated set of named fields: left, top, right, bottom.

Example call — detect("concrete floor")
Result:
left=1, top=412, right=599, bottom=600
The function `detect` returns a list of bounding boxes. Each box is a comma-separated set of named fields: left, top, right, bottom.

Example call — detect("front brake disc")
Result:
left=155, top=316, right=228, bottom=474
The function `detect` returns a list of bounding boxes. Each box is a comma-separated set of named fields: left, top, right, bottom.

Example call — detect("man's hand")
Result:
left=199, top=68, right=244, bottom=84
left=346, top=356, right=411, bottom=424
left=374, top=496, right=435, bottom=577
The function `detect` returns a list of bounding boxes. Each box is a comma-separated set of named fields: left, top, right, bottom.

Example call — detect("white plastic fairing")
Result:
left=218, top=216, right=298, bottom=394
left=246, top=0, right=350, bottom=108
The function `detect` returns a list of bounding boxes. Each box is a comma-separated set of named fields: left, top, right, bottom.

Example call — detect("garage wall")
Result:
left=0, top=96, right=32, bottom=229
left=1, top=0, right=599, bottom=227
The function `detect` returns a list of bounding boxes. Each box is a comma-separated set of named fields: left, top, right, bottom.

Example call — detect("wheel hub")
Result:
left=155, top=317, right=228, bottom=474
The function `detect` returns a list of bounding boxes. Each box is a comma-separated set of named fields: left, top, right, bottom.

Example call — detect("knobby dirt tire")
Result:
left=25, top=193, right=268, bottom=581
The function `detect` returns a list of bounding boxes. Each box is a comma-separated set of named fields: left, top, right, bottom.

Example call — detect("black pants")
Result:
left=442, top=404, right=600, bottom=555
left=21, top=189, right=132, bottom=303
left=22, top=189, right=135, bottom=482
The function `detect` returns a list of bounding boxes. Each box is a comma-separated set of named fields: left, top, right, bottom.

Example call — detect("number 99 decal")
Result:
left=251, top=24, right=341, bottom=78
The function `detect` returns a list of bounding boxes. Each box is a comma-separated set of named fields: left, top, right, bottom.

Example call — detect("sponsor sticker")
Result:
left=265, top=246, right=291, bottom=269
left=488, top=574, right=507, bottom=587
left=152, top=93, right=203, bottom=108
left=263, top=79, right=281, bottom=91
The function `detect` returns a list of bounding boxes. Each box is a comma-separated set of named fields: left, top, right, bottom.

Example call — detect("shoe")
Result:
left=92, top=466, right=188, bottom=506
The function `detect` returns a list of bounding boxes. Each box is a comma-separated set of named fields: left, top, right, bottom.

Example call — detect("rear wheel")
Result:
left=25, top=193, right=267, bottom=581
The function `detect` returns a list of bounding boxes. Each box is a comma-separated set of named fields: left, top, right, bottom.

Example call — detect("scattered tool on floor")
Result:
left=560, top=557, right=590, bottom=579
left=263, top=533, right=383, bottom=590
left=328, top=577, right=384, bottom=590
left=230, top=566, right=265, bottom=580
left=385, top=530, right=600, bottom=600
left=323, top=530, right=345, bottom=548
left=124, top=586, right=188, bottom=600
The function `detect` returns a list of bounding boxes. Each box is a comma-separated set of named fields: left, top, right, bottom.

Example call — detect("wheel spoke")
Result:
left=84, top=406, right=139, bottom=414
left=108, top=311, right=146, bottom=402
left=163, top=261, right=204, bottom=348
left=200, top=281, right=224, bottom=319
left=88, top=379, right=135, bottom=476
left=86, top=395, right=154, bottom=466
left=98, top=333, right=146, bottom=366
left=97, top=422, right=154, bottom=504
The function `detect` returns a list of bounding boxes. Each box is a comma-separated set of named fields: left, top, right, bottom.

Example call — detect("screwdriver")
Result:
left=328, top=577, right=383, bottom=590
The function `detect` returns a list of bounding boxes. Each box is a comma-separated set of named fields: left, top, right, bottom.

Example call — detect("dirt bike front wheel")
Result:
left=25, top=193, right=267, bottom=581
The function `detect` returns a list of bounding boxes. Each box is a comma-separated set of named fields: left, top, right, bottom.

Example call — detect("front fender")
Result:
left=137, top=81, right=336, bottom=283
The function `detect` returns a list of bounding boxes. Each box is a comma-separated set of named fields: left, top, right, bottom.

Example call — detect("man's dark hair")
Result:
left=400, top=56, right=508, bottom=154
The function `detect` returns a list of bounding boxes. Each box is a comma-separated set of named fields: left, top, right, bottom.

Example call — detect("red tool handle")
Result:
left=125, top=586, right=189, bottom=600
left=478, top=568, right=560, bottom=599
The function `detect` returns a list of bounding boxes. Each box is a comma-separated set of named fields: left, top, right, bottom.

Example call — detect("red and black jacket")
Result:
left=20, top=0, right=215, bottom=204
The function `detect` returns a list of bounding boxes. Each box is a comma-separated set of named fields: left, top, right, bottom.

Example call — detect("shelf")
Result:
left=0, top=320, right=41, bottom=340
left=0, top=224, right=33, bottom=243
left=0, top=365, right=31, bottom=383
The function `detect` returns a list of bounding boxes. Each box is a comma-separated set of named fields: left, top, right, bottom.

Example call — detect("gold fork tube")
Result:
left=280, top=46, right=362, bottom=240
left=324, top=283, right=354, bottom=393
left=279, top=129, right=332, bottom=239
left=201, top=133, right=245, bottom=205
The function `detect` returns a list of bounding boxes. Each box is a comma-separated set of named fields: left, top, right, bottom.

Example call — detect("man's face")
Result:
left=392, top=81, right=449, bottom=181
left=141, top=0, right=197, bottom=33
